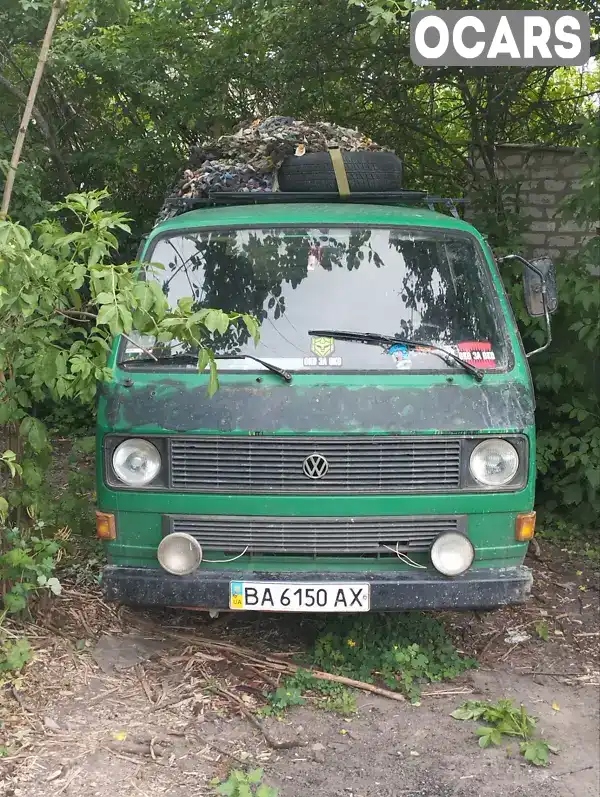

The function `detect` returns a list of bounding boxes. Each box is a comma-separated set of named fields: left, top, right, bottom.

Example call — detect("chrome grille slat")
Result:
left=167, top=514, right=465, bottom=554
left=169, top=435, right=462, bottom=494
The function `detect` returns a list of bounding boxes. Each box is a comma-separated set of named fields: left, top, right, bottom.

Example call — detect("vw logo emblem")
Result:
left=302, top=453, right=329, bottom=480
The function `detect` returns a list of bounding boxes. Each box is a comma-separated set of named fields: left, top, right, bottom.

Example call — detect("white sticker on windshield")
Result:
left=303, top=356, right=342, bottom=368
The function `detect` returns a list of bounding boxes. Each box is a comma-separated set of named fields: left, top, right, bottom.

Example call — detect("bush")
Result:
left=473, top=117, right=599, bottom=536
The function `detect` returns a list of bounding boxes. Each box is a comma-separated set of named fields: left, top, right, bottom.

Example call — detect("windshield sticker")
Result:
left=311, top=336, right=335, bottom=357
left=455, top=341, right=497, bottom=368
left=387, top=343, right=413, bottom=370
left=303, top=355, right=342, bottom=368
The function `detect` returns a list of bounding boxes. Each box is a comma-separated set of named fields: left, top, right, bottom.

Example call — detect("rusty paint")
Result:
left=99, top=379, right=534, bottom=434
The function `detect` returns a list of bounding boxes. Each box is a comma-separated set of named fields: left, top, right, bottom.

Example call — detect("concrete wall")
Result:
left=470, top=144, right=595, bottom=261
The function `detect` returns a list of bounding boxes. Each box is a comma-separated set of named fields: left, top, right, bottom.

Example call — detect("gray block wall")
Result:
left=469, top=144, right=596, bottom=262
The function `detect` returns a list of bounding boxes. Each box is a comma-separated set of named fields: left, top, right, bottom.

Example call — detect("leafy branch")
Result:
left=0, top=189, right=255, bottom=625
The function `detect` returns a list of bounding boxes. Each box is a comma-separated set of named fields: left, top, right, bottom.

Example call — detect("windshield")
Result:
left=122, top=226, right=509, bottom=372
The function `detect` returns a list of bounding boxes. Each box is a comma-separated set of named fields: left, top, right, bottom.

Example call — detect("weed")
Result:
left=211, top=767, right=278, bottom=796
left=303, top=612, right=476, bottom=702
left=35, top=397, right=96, bottom=438
left=0, top=637, right=32, bottom=673
left=451, top=699, right=556, bottom=766
left=0, top=521, right=62, bottom=614
left=262, top=670, right=358, bottom=717
left=39, top=436, right=96, bottom=539
left=534, top=620, right=549, bottom=641
left=537, top=519, right=600, bottom=568
left=321, top=686, right=357, bottom=716
left=260, top=684, right=305, bottom=715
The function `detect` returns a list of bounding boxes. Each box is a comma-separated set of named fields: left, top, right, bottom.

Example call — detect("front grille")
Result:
left=169, top=435, right=462, bottom=494
left=166, top=514, right=466, bottom=555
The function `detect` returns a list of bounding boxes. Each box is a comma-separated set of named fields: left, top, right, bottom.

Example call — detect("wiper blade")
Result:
left=118, top=353, right=197, bottom=366
left=213, top=354, right=292, bottom=383
left=308, top=329, right=484, bottom=382
left=118, top=352, right=292, bottom=383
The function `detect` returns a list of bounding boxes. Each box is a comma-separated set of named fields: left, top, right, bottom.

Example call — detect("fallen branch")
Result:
left=103, top=746, right=153, bottom=766
left=135, top=664, right=155, bottom=705
left=211, top=684, right=307, bottom=750
left=204, top=739, right=248, bottom=765
left=550, top=764, right=594, bottom=778
left=285, top=663, right=406, bottom=702
left=135, top=622, right=406, bottom=702
left=106, top=740, right=166, bottom=758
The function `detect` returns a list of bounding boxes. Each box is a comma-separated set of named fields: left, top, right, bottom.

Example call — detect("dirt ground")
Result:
left=1, top=542, right=598, bottom=797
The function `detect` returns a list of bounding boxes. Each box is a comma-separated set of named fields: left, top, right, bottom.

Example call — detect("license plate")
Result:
left=229, top=582, right=370, bottom=612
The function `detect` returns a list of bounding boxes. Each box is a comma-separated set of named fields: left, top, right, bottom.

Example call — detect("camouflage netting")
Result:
left=156, top=116, right=389, bottom=222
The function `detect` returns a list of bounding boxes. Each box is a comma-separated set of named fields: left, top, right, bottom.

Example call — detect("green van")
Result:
left=97, top=192, right=557, bottom=613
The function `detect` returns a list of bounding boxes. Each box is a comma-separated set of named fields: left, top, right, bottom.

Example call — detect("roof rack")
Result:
left=162, top=191, right=468, bottom=219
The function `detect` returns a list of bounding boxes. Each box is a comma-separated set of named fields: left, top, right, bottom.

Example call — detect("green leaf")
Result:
left=96, top=303, right=117, bottom=326
left=0, top=496, right=9, bottom=520
left=475, top=726, right=503, bottom=747
left=94, top=291, right=114, bottom=305
left=243, top=314, right=260, bottom=345
left=88, top=241, right=105, bottom=267
left=247, top=768, right=264, bottom=784
left=534, top=621, right=549, bottom=641
left=22, top=460, right=43, bottom=489
left=451, top=701, right=488, bottom=721
left=177, top=297, right=194, bottom=314
left=118, top=305, right=133, bottom=333
left=562, top=483, right=583, bottom=505
left=216, top=778, right=237, bottom=796
left=256, top=786, right=279, bottom=797
left=3, top=591, right=28, bottom=613
left=520, top=740, right=550, bottom=767
left=0, top=638, right=32, bottom=672
left=198, top=348, right=210, bottom=372
left=20, top=417, right=47, bottom=453
left=203, top=309, right=230, bottom=335
left=207, top=355, right=219, bottom=397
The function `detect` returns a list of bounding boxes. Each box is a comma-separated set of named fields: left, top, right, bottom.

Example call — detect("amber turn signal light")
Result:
left=515, top=511, right=536, bottom=542
left=96, top=511, right=116, bottom=540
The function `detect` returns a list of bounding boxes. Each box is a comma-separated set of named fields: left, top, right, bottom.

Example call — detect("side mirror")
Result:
left=499, top=253, right=558, bottom=358
left=523, top=256, right=558, bottom=317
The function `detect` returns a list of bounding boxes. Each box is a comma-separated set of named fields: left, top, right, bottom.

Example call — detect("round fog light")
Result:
left=157, top=533, right=202, bottom=575
left=430, top=532, right=474, bottom=577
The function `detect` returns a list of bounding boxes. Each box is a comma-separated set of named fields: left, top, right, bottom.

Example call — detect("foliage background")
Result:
left=0, top=0, right=598, bottom=533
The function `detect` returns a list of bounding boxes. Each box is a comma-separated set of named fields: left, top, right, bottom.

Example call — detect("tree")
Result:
left=0, top=190, right=256, bottom=615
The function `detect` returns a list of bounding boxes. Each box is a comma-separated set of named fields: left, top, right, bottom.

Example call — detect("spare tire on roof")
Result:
left=277, top=150, right=403, bottom=193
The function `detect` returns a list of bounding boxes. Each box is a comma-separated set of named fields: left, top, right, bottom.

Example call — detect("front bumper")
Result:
left=102, top=565, right=533, bottom=611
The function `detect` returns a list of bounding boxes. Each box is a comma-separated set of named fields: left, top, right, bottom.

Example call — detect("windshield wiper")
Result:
left=118, top=352, right=292, bottom=383
left=308, top=329, right=484, bottom=382
left=213, top=354, right=292, bottom=383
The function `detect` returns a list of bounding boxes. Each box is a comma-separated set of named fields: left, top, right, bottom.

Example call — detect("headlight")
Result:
left=157, top=532, right=202, bottom=575
left=430, top=532, right=474, bottom=577
left=469, top=439, right=519, bottom=487
left=112, top=438, right=161, bottom=486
